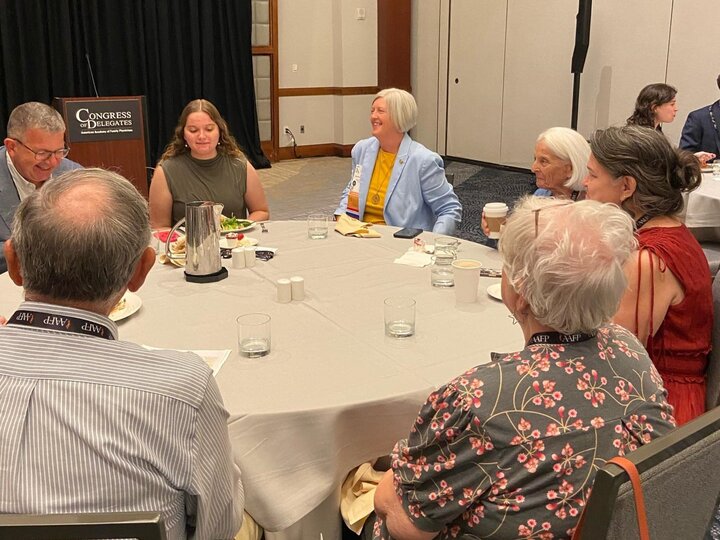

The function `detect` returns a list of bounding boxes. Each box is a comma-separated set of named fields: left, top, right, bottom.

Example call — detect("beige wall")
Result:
left=277, top=0, right=720, bottom=161
left=277, top=0, right=377, bottom=148
left=411, top=0, right=720, bottom=166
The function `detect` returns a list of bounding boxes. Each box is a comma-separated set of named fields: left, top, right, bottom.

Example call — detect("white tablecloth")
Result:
left=684, top=172, right=720, bottom=240
left=0, top=221, right=523, bottom=534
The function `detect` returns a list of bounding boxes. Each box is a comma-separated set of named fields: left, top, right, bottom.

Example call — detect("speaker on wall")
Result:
left=571, top=0, right=592, bottom=74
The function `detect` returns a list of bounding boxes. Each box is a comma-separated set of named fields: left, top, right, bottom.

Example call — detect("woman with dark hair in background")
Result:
left=585, top=124, right=712, bottom=425
left=627, top=83, right=678, bottom=130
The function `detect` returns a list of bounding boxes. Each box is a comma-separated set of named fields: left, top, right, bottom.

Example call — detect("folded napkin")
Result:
left=394, top=249, right=433, bottom=267
left=335, top=214, right=381, bottom=238
left=340, top=462, right=385, bottom=533
left=153, top=230, right=181, bottom=243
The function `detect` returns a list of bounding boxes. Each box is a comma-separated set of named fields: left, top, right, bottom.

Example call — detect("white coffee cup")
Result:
left=484, top=202, right=509, bottom=239
left=452, top=259, right=482, bottom=303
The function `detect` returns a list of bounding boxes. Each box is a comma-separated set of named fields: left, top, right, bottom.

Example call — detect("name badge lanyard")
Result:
left=8, top=310, right=115, bottom=340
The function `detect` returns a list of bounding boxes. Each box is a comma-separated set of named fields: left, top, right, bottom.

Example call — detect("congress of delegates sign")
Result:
left=65, top=99, right=142, bottom=142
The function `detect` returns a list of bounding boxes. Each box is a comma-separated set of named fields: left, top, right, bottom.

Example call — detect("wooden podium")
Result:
left=53, top=96, right=150, bottom=197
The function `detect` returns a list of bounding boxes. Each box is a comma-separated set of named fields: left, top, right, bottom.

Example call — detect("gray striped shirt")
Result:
left=0, top=302, right=244, bottom=540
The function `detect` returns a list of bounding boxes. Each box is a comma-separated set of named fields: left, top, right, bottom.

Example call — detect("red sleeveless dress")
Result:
left=636, top=225, right=713, bottom=425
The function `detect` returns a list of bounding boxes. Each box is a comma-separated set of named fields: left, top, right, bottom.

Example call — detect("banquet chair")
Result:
left=574, top=406, right=720, bottom=540
left=701, top=242, right=720, bottom=277
left=708, top=267, right=720, bottom=410
left=0, top=511, right=166, bottom=540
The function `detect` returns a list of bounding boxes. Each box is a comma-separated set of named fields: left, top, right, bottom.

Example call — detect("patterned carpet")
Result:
left=453, top=166, right=537, bottom=245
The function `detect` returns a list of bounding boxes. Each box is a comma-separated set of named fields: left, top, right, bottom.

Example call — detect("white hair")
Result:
left=374, top=88, right=417, bottom=133
left=499, top=196, right=637, bottom=334
left=537, top=127, right=591, bottom=191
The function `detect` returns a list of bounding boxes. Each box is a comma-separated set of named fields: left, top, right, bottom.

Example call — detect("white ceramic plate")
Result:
left=219, top=236, right=259, bottom=249
left=221, top=220, right=255, bottom=234
left=109, top=291, right=142, bottom=321
left=486, top=283, right=503, bottom=301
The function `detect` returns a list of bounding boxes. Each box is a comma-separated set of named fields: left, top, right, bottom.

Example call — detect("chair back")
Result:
left=707, top=267, right=720, bottom=410
left=574, top=406, right=720, bottom=539
left=0, top=511, right=166, bottom=540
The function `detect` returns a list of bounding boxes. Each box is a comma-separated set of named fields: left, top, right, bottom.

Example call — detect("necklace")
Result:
left=370, top=151, right=395, bottom=204
left=371, top=180, right=389, bottom=204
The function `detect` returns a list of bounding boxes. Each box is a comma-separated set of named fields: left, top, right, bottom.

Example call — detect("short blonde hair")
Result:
left=499, top=197, right=636, bottom=334
left=374, top=88, right=417, bottom=133
left=537, top=127, right=590, bottom=191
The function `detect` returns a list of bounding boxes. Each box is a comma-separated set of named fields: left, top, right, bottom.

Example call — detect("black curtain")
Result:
left=0, top=0, right=270, bottom=172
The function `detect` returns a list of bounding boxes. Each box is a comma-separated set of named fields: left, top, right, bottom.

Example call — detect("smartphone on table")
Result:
left=393, top=227, right=423, bottom=239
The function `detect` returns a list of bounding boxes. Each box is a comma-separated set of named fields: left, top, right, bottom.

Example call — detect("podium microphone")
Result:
left=85, top=52, right=100, bottom=98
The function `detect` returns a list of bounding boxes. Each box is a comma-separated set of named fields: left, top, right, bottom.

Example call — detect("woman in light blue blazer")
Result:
left=335, top=88, right=461, bottom=235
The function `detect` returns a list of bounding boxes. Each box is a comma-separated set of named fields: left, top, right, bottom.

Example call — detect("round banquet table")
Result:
left=0, top=221, right=523, bottom=538
left=683, top=171, right=720, bottom=241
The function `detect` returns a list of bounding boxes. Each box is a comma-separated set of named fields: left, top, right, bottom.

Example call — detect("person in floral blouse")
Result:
left=367, top=197, right=676, bottom=540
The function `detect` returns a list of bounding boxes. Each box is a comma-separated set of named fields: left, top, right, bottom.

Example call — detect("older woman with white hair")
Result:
left=335, top=88, right=461, bottom=234
left=532, top=126, right=590, bottom=199
left=482, top=126, right=590, bottom=239
left=366, top=197, right=675, bottom=540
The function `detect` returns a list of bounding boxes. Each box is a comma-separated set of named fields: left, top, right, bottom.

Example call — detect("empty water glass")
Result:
left=308, top=213, right=330, bottom=239
left=237, top=313, right=271, bottom=357
left=384, top=297, right=416, bottom=338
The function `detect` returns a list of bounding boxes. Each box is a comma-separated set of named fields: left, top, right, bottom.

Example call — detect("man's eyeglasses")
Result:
left=533, top=201, right=573, bottom=238
left=12, top=138, right=70, bottom=161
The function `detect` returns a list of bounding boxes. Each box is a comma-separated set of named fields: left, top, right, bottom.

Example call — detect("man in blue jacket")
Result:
left=0, top=102, right=81, bottom=273
left=680, top=74, right=720, bottom=158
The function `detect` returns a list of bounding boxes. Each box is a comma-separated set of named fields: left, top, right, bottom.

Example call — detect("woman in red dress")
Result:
left=585, top=125, right=712, bottom=424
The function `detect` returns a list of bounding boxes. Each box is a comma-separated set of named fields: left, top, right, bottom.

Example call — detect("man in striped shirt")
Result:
left=0, top=168, right=246, bottom=539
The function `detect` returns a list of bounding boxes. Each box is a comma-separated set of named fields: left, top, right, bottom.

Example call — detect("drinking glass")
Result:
left=712, top=162, right=720, bottom=180
left=384, top=297, right=416, bottom=338
left=308, top=213, right=330, bottom=239
left=237, top=313, right=271, bottom=357
left=434, top=236, right=459, bottom=257
left=431, top=254, right=455, bottom=287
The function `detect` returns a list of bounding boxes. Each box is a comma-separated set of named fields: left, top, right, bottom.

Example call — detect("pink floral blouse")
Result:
left=371, top=323, right=676, bottom=539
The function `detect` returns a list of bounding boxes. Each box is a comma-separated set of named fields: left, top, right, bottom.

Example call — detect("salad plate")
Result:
left=220, top=216, right=255, bottom=234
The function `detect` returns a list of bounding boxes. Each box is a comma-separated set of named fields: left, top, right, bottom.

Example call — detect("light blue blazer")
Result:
left=335, top=134, right=461, bottom=235
left=0, top=146, right=80, bottom=274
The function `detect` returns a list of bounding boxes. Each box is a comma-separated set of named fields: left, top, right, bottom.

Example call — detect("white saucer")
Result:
left=486, top=283, right=502, bottom=301
left=109, top=291, right=142, bottom=321
left=220, top=237, right=259, bottom=249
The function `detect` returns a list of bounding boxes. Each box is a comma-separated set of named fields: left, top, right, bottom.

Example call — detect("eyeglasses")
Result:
left=12, top=138, right=70, bottom=161
left=533, top=201, right=573, bottom=238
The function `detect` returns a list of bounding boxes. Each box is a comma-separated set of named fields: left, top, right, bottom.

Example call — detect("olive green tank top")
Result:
left=161, top=152, right=247, bottom=224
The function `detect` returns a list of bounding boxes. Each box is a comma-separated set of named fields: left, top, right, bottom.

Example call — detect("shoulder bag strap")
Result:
left=571, top=456, right=650, bottom=540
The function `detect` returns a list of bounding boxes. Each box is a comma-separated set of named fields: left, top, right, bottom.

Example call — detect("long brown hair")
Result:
left=160, top=99, right=245, bottom=161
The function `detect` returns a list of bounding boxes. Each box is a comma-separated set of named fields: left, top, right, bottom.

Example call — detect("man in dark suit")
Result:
left=0, top=102, right=81, bottom=273
left=680, top=74, right=720, bottom=159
